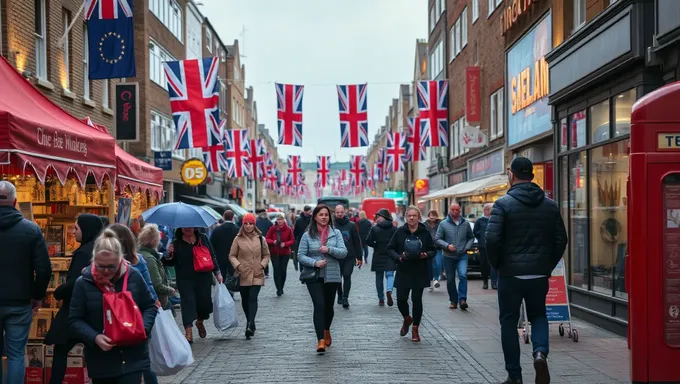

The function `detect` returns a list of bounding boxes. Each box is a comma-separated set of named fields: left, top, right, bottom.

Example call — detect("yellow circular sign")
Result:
left=180, top=158, right=208, bottom=186
left=415, top=179, right=426, bottom=189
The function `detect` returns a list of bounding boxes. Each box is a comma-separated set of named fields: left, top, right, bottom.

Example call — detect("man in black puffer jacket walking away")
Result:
left=366, top=209, right=397, bottom=306
left=485, top=157, right=567, bottom=384
left=333, top=204, right=363, bottom=309
left=0, top=181, right=52, bottom=383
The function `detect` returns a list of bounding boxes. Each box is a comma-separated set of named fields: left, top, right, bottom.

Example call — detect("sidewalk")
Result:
left=159, top=262, right=629, bottom=384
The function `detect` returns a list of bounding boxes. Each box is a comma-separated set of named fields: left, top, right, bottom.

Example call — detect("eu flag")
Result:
left=85, top=0, right=135, bottom=80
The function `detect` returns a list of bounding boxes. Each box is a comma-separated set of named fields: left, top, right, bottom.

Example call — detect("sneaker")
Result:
left=533, top=351, right=550, bottom=384
left=434, top=279, right=440, bottom=288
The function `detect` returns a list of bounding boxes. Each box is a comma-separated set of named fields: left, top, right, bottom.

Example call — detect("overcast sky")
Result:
left=200, top=0, right=427, bottom=163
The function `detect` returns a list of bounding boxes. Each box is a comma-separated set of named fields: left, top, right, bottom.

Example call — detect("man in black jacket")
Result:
left=0, top=181, right=52, bottom=382
left=255, top=209, right=273, bottom=277
left=210, top=210, right=240, bottom=279
left=292, top=205, right=312, bottom=271
left=485, top=157, right=567, bottom=384
left=473, top=203, right=496, bottom=290
left=333, top=204, right=362, bottom=309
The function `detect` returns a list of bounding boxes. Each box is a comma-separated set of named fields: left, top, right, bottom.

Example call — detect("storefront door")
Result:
left=533, top=161, right=553, bottom=198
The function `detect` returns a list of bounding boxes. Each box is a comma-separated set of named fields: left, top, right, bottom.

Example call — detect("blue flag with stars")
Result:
left=85, top=0, right=135, bottom=80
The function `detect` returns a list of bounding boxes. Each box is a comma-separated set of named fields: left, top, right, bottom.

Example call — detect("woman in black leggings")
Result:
left=387, top=206, right=436, bottom=342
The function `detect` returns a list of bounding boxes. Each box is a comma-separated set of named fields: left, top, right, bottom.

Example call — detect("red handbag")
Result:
left=101, top=269, right=147, bottom=347
left=193, top=240, right=215, bottom=272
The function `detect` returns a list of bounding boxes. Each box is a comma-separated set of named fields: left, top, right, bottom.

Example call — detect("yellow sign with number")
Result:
left=180, top=158, right=208, bottom=186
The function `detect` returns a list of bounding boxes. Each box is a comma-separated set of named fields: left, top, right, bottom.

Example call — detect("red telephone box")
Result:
left=629, top=81, right=680, bottom=383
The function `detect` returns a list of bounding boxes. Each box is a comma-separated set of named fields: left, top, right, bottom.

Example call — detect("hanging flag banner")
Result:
left=385, top=131, right=407, bottom=172
left=164, top=57, right=222, bottom=150
left=202, top=120, right=228, bottom=172
left=287, top=155, right=303, bottom=186
left=85, top=0, right=136, bottom=79
left=224, top=129, right=250, bottom=179
left=317, top=156, right=330, bottom=188
left=349, top=155, right=365, bottom=187
left=417, top=80, right=449, bottom=147
left=276, top=83, right=304, bottom=147
left=406, top=117, right=426, bottom=162
left=461, top=126, right=488, bottom=149
left=248, top=138, right=265, bottom=180
left=465, top=66, right=481, bottom=124
left=337, top=84, right=369, bottom=148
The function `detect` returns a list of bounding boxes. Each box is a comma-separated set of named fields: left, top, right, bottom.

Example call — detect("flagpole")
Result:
left=58, top=1, right=86, bottom=49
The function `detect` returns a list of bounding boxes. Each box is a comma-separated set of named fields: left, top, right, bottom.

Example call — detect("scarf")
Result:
left=92, top=260, right=129, bottom=293
left=317, top=224, right=329, bottom=246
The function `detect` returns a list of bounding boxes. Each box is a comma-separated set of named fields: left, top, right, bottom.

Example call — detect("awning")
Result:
left=208, top=195, right=248, bottom=216
left=178, top=195, right=228, bottom=212
left=420, top=174, right=507, bottom=201
left=0, top=58, right=116, bottom=186
left=83, top=117, right=163, bottom=198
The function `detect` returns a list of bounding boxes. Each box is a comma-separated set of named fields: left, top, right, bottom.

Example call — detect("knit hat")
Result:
left=375, top=209, right=392, bottom=221
left=242, top=213, right=256, bottom=225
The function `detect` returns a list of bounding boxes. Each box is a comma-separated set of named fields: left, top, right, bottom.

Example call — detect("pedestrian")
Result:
left=293, top=206, right=313, bottom=271
left=485, top=157, right=567, bottom=384
left=138, top=224, right=176, bottom=310
left=210, top=210, right=240, bottom=279
left=229, top=213, right=271, bottom=340
left=435, top=203, right=475, bottom=310
left=387, top=206, right=436, bottom=342
left=287, top=208, right=297, bottom=228
left=357, top=211, right=372, bottom=264
left=165, top=227, right=223, bottom=343
left=0, top=181, right=52, bottom=383
left=297, top=205, right=348, bottom=353
left=45, top=213, right=102, bottom=384
left=365, top=209, right=397, bottom=307
left=256, top=209, right=273, bottom=278
left=333, top=204, right=363, bottom=309
left=98, top=215, right=110, bottom=227
left=424, top=210, right=443, bottom=292
left=473, top=203, right=496, bottom=290
left=265, top=213, right=295, bottom=296
left=69, top=229, right=157, bottom=384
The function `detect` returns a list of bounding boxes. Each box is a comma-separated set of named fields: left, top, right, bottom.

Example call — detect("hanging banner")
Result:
left=465, top=67, right=481, bottom=124
left=114, top=82, right=139, bottom=141
left=461, top=126, right=488, bottom=149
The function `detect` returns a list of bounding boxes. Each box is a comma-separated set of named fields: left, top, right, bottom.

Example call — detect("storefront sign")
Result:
left=658, top=133, right=680, bottom=150
left=114, top=82, right=139, bottom=141
left=465, top=66, right=481, bottom=124
left=449, top=171, right=466, bottom=186
left=180, top=158, right=208, bottom=187
left=383, top=191, right=408, bottom=201
left=468, top=149, right=504, bottom=180
left=414, top=179, right=429, bottom=196
left=501, top=0, right=543, bottom=36
left=36, top=127, right=88, bottom=156
left=154, top=151, right=172, bottom=170
left=506, top=14, right=552, bottom=146
left=546, top=259, right=570, bottom=322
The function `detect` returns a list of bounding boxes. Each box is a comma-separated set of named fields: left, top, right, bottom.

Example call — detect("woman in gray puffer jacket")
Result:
left=297, top=204, right=347, bottom=354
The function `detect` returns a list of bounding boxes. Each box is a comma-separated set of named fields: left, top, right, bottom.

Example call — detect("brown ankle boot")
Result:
left=411, top=326, right=421, bottom=342
left=316, top=339, right=326, bottom=353
left=185, top=327, right=193, bottom=344
left=324, top=330, right=332, bottom=347
left=400, top=316, right=413, bottom=337
left=196, top=320, right=207, bottom=338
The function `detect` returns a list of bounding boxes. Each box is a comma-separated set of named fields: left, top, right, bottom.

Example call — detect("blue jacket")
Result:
left=131, top=256, right=158, bottom=301
left=297, top=228, right=348, bottom=283
left=435, top=216, right=475, bottom=258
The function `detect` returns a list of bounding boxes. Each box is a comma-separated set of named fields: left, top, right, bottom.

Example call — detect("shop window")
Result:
left=589, top=139, right=628, bottom=297
left=559, top=118, right=568, bottom=152
left=590, top=99, right=610, bottom=144
left=559, top=156, right=569, bottom=269
left=35, top=0, right=47, bottom=80
left=614, top=89, right=635, bottom=137
left=569, top=110, right=586, bottom=149
left=569, top=151, right=588, bottom=289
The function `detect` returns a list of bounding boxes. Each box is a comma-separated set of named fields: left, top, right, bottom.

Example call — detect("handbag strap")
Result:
left=121, top=267, right=130, bottom=292
left=259, top=236, right=265, bottom=259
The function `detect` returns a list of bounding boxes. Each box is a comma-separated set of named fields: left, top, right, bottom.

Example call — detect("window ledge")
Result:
left=82, top=98, right=96, bottom=108
left=61, top=88, right=76, bottom=100
left=35, top=78, right=54, bottom=91
left=102, top=106, right=114, bottom=116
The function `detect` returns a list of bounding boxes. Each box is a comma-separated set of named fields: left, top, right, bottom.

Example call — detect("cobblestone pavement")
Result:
left=159, top=258, right=629, bottom=384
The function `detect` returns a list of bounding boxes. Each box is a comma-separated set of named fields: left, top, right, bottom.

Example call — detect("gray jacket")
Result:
left=297, top=228, right=348, bottom=283
left=435, top=216, right=475, bottom=258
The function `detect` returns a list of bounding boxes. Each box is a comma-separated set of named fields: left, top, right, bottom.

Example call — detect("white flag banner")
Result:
left=460, top=126, right=488, bottom=149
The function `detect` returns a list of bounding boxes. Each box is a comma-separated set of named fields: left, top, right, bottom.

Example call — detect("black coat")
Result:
left=293, top=213, right=312, bottom=249
left=0, top=206, right=52, bottom=306
left=473, top=216, right=489, bottom=249
left=164, top=232, right=220, bottom=281
left=357, top=218, right=372, bottom=245
left=256, top=217, right=273, bottom=237
left=209, top=221, right=239, bottom=277
left=486, top=182, right=568, bottom=278
left=366, top=220, right=397, bottom=272
left=334, top=216, right=363, bottom=262
left=69, top=267, right=157, bottom=379
left=45, top=214, right=103, bottom=345
left=387, top=223, right=436, bottom=290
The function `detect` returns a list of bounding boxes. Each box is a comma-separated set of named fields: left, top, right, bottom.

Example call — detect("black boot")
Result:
left=533, top=351, right=550, bottom=384
left=483, top=279, right=489, bottom=290
left=337, top=295, right=343, bottom=305
left=342, top=297, right=350, bottom=309
left=500, top=377, right=522, bottom=384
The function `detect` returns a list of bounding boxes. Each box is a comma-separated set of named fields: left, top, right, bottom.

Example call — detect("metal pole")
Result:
left=57, top=1, right=86, bottom=48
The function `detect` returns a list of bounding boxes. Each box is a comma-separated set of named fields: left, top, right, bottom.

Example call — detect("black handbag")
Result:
left=226, top=236, right=265, bottom=291
left=299, top=266, right=320, bottom=283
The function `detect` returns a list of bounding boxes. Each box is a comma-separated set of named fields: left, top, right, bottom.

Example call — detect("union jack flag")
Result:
left=287, top=155, right=303, bottom=186
left=85, top=0, right=133, bottom=19
left=164, top=58, right=222, bottom=150
left=385, top=132, right=407, bottom=173
left=406, top=117, right=427, bottom=162
left=248, top=139, right=265, bottom=180
left=276, top=83, right=304, bottom=147
left=317, top=156, right=330, bottom=188
left=337, top=84, right=368, bottom=148
left=224, top=129, right=250, bottom=179
left=417, top=80, right=449, bottom=147
left=349, top=155, right=365, bottom=187
left=203, top=145, right=228, bottom=172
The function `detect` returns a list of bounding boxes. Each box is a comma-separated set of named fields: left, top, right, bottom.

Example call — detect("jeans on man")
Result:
left=442, top=255, right=468, bottom=303
left=0, top=305, right=33, bottom=383
left=431, top=250, right=443, bottom=281
left=362, top=244, right=369, bottom=262
left=497, top=277, right=550, bottom=380
left=375, top=271, right=395, bottom=301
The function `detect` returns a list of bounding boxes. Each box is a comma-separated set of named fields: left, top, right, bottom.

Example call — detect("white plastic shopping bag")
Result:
left=150, top=309, right=194, bottom=376
left=213, top=283, right=239, bottom=331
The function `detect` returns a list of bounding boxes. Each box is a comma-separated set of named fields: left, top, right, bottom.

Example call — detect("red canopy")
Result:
left=0, top=57, right=116, bottom=186
left=83, top=117, right=163, bottom=198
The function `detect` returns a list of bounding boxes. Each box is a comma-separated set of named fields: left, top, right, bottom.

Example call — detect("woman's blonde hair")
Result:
left=138, top=223, right=161, bottom=249
left=93, top=228, right=123, bottom=260
left=359, top=211, right=367, bottom=219
left=406, top=205, right=422, bottom=219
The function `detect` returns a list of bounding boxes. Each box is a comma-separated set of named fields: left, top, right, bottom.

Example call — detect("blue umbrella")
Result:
left=142, top=202, right=218, bottom=228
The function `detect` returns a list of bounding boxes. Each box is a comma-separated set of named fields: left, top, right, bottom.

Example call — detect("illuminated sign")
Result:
left=180, top=158, right=208, bottom=186
left=501, top=0, right=543, bottom=36
left=511, top=56, right=549, bottom=115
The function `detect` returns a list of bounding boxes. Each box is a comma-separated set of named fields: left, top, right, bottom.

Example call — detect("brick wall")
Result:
left=226, top=41, right=245, bottom=131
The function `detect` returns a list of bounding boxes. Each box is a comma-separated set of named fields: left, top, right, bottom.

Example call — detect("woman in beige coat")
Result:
left=229, top=213, right=271, bottom=339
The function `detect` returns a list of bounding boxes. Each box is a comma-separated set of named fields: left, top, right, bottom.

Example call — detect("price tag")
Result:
left=180, top=158, right=208, bottom=186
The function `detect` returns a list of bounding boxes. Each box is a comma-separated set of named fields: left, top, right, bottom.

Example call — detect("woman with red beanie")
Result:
left=266, top=213, right=295, bottom=296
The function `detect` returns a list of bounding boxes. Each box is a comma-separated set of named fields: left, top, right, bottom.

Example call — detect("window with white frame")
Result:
left=488, top=0, right=503, bottom=16
left=429, top=39, right=443, bottom=79
left=461, top=7, right=468, bottom=48
left=490, top=87, right=504, bottom=139
left=149, top=0, right=183, bottom=43
left=83, top=25, right=90, bottom=99
left=435, top=0, right=441, bottom=21
left=439, top=0, right=446, bottom=16
left=455, top=17, right=462, bottom=55
left=150, top=110, right=186, bottom=160
left=102, top=80, right=109, bottom=108
left=450, top=120, right=459, bottom=158
left=219, top=80, right=227, bottom=116
left=449, top=25, right=456, bottom=62
left=62, top=10, right=70, bottom=89
left=149, top=40, right=176, bottom=88
left=35, top=0, right=47, bottom=80
left=429, top=6, right=435, bottom=32
left=234, top=63, right=240, bottom=80
left=460, top=116, right=469, bottom=154
left=472, top=0, right=479, bottom=22
left=188, top=148, right=202, bottom=159
left=574, top=0, right=586, bottom=30
left=206, top=29, right=213, bottom=53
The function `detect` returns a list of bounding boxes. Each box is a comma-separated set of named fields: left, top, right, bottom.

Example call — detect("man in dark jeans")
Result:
left=333, top=205, right=363, bottom=309
left=473, top=203, right=496, bottom=289
left=256, top=209, right=274, bottom=277
left=293, top=206, right=313, bottom=271
left=486, top=157, right=567, bottom=384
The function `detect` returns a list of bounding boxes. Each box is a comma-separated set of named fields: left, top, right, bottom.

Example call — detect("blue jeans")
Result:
left=442, top=256, right=468, bottom=303
left=0, top=305, right=33, bottom=384
left=431, top=250, right=443, bottom=281
left=375, top=271, right=395, bottom=300
left=498, top=277, right=550, bottom=380
left=362, top=245, right=369, bottom=262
